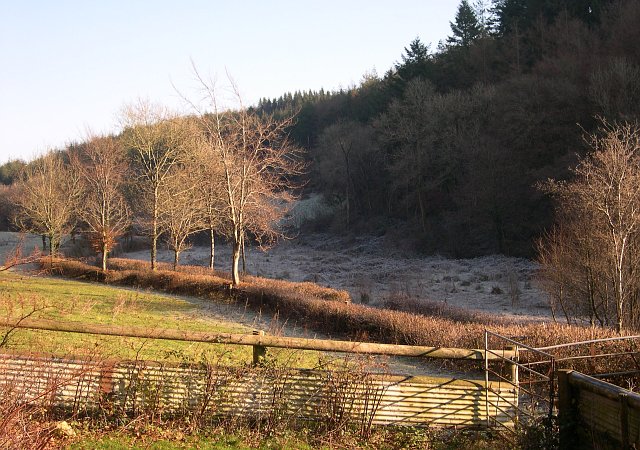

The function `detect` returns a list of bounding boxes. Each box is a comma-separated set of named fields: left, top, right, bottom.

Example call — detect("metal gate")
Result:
left=484, top=330, right=640, bottom=439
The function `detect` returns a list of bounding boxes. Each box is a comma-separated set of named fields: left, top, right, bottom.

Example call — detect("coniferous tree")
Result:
left=390, top=37, right=434, bottom=94
left=400, top=37, right=430, bottom=65
left=491, top=0, right=527, bottom=37
left=0, top=160, right=26, bottom=185
left=447, top=0, right=483, bottom=48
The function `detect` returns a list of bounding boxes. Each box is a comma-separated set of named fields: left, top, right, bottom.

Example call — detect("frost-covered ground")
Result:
left=0, top=230, right=552, bottom=323
left=124, top=232, right=552, bottom=324
left=0, top=232, right=42, bottom=268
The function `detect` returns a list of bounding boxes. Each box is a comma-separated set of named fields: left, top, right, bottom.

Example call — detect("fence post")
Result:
left=252, top=330, right=267, bottom=366
left=506, top=345, right=519, bottom=425
left=505, top=345, right=519, bottom=385
left=557, top=369, right=579, bottom=450
left=484, top=331, right=490, bottom=427
left=620, top=393, right=630, bottom=450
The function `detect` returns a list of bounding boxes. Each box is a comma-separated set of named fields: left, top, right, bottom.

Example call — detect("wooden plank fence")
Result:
left=0, top=319, right=519, bottom=428
left=558, top=369, right=640, bottom=449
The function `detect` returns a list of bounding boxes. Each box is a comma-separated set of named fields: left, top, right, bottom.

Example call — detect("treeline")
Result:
left=254, top=0, right=640, bottom=256
left=2, top=86, right=304, bottom=285
left=2, top=0, right=640, bottom=259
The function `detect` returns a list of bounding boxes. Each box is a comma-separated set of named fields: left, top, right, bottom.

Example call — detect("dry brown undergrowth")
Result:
left=43, top=257, right=638, bottom=373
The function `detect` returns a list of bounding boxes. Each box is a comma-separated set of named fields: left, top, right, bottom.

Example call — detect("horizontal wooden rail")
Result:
left=0, top=318, right=516, bottom=360
left=558, top=369, right=640, bottom=449
left=566, top=370, right=640, bottom=410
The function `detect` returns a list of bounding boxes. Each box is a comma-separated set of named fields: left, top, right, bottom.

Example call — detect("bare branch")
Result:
left=185, top=72, right=306, bottom=285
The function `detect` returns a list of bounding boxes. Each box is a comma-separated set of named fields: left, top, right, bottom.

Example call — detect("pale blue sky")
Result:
left=0, top=1, right=460, bottom=164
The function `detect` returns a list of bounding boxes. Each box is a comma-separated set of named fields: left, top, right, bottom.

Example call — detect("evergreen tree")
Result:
left=491, top=0, right=527, bottom=36
left=393, top=37, right=433, bottom=84
left=399, top=37, right=430, bottom=66
left=0, top=159, right=26, bottom=185
left=447, top=0, right=482, bottom=48
left=473, top=0, right=495, bottom=36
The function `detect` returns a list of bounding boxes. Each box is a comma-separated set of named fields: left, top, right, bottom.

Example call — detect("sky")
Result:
left=0, top=1, right=460, bottom=164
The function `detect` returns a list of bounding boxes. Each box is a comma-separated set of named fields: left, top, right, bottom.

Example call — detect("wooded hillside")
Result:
left=2, top=0, right=639, bottom=258
left=255, top=0, right=640, bottom=256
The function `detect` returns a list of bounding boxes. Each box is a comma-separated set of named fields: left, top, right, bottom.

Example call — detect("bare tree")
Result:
left=537, top=222, right=610, bottom=327
left=121, top=100, right=191, bottom=270
left=160, top=166, right=207, bottom=270
left=187, top=74, right=305, bottom=285
left=377, top=79, right=487, bottom=236
left=193, top=129, right=227, bottom=270
left=314, top=120, right=381, bottom=229
left=540, top=122, right=640, bottom=332
left=13, top=151, right=82, bottom=256
left=71, top=134, right=130, bottom=271
left=589, top=58, right=640, bottom=121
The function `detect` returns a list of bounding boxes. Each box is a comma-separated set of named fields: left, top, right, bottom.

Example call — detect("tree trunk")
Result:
left=616, top=321, right=623, bottom=333
left=241, top=234, right=246, bottom=275
left=345, top=185, right=350, bottom=230
left=174, top=249, right=180, bottom=271
left=151, top=192, right=158, bottom=270
left=231, top=238, right=241, bottom=286
left=514, top=23, right=520, bottom=74
left=615, top=243, right=626, bottom=334
left=558, top=286, right=570, bottom=325
left=101, top=242, right=108, bottom=271
left=341, top=142, right=352, bottom=230
left=209, top=228, right=215, bottom=270
left=417, top=188, right=427, bottom=232
left=41, top=235, right=46, bottom=253
left=151, top=232, right=157, bottom=270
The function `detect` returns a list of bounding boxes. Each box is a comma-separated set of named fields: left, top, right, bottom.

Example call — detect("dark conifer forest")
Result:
left=254, top=0, right=640, bottom=256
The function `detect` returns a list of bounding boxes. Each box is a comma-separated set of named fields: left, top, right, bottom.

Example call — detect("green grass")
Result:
left=62, top=425, right=506, bottom=450
left=67, top=435, right=256, bottom=450
left=66, top=433, right=316, bottom=450
left=0, top=272, right=316, bottom=366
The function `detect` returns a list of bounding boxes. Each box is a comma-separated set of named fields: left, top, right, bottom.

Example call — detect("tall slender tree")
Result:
left=540, top=122, right=640, bottom=332
left=121, top=100, right=190, bottom=270
left=193, top=121, right=226, bottom=270
left=72, top=135, right=130, bottom=271
left=160, top=166, right=207, bottom=270
left=187, top=74, right=305, bottom=286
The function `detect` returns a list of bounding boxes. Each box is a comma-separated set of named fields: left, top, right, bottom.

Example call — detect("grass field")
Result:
left=0, top=270, right=523, bottom=449
left=0, top=271, right=315, bottom=367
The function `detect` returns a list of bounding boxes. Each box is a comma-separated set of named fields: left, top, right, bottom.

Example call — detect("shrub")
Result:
left=43, top=257, right=638, bottom=374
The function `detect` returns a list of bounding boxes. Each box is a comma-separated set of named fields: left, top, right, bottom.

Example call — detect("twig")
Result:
left=0, top=305, right=50, bottom=348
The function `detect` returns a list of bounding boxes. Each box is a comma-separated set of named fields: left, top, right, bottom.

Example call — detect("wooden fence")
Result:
left=0, top=319, right=518, bottom=428
left=558, top=369, right=640, bottom=449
